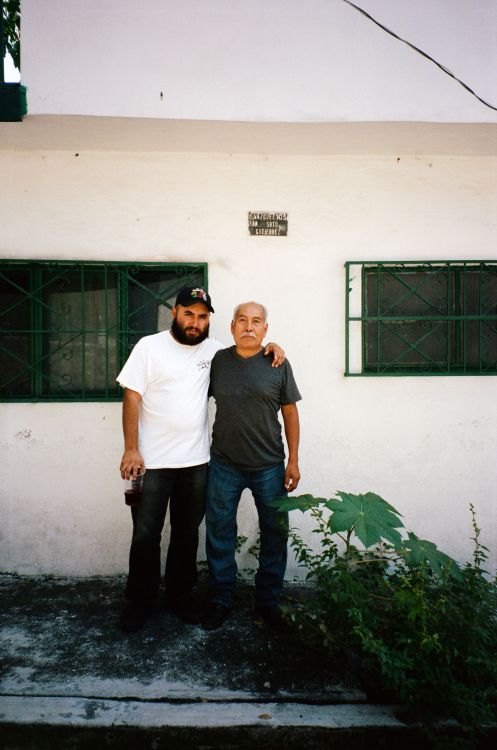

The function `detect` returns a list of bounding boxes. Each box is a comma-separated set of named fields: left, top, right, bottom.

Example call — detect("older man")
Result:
left=203, top=302, right=301, bottom=630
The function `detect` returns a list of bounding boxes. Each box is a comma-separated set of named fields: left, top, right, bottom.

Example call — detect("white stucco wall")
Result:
left=22, top=0, right=497, bottom=123
left=1, top=122, right=496, bottom=575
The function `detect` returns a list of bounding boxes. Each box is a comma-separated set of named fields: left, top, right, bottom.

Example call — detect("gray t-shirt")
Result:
left=209, top=346, right=302, bottom=471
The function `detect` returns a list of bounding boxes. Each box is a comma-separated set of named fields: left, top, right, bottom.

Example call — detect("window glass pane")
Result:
left=0, top=269, right=32, bottom=396
left=365, top=320, right=449, bottom=372
left=481, top=266, right=497, bottom=317
left=364, top=267, right=450, bottom=371
left=0, top=262, right=208, bottom=400
left=126, top=267, right=205, bottom=352
left=481, top=323, right=497, bottom=370
left=463, top=265, right=497, bottom=316
left=359, top=262, right=497, bottom=375
left=42, top=268, right=118, bottom=396
left=455, top=267, right=497, bottom=370
left=366, top=267, right=449, bottom=318
left=464, top=320, right=497, bottom=372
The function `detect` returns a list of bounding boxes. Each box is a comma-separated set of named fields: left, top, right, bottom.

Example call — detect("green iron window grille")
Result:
left=345, top=261, right=497, bottom=376
left=0, top=260, right=207, bottom=401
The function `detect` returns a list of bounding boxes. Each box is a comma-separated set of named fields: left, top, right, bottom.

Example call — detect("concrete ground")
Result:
left=0, top=575, right=494, bottom=748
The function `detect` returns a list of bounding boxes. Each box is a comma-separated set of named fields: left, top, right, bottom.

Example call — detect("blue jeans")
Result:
left=205, top=457, right=288, bottom=608
left=126, top=464, right=208, bottom=605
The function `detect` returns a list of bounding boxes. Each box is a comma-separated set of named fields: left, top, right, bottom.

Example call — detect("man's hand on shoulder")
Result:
left=264, top=342, right=285, bottom=367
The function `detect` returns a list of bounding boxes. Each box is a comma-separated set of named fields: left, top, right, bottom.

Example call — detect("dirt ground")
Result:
left=0, top=574, right=360, bottom=702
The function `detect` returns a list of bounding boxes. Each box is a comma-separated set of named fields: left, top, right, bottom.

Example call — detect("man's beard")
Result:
left=171, top=318, right=210, bottom=346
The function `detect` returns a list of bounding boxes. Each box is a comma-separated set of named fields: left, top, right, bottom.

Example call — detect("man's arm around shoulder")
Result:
left=264, top=342, right=285, bottom=367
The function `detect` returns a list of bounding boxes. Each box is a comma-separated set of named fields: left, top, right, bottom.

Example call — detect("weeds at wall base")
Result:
left=271, top=493, right=497, bottom=747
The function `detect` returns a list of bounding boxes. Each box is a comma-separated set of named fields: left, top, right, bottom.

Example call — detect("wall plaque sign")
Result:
left=248, top=211, right=288, bottom=236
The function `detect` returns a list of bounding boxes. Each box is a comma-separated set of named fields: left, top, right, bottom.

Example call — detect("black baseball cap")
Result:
left=175, top=286, right=215, bottom=313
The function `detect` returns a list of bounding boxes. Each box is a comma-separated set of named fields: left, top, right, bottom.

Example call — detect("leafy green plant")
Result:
left=273, top=492, right=497, bottom=737
left=2, top=0, right=20, bottom=71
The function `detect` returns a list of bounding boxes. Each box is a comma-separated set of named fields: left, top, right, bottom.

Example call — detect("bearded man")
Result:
left=117, top=287, right=284, bottom=633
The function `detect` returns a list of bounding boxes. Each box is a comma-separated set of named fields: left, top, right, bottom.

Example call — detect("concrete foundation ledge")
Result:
left=0, top=695, right=402, bottom=729
left=1, top=697, right=496, bottom=750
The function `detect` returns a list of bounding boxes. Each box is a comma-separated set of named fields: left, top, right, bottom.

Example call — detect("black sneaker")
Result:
left=165, top=597, right=204, bottom=625
left=254, top=604, right=287, bottom=631
left=119, top=601, right=153, bottom=633
left=201, top=602, right=232, bottom=631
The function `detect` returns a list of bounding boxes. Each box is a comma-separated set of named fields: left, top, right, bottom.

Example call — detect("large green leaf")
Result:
left=401, top=532, right=461, bottom=578
left=325, top=491, right=404, bottom=548
left=269, top=494, right=329, bottom=512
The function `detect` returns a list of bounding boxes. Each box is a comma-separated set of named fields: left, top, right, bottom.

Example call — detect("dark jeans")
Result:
left=205, top=457, right=288, bottom=608
left=126, top=464, right=208, bottom=605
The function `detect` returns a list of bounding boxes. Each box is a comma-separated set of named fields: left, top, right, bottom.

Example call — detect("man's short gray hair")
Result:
left=233, top=301, right=268, bottom=322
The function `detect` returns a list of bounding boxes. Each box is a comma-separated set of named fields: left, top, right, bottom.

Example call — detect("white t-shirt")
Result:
left=116, top=331, right=224, bottom=468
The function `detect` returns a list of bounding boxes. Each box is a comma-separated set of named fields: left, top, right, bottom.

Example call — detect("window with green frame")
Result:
left=345, top=261, right=497, bottom=375
left=0, top=261, right=207, bottom=401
